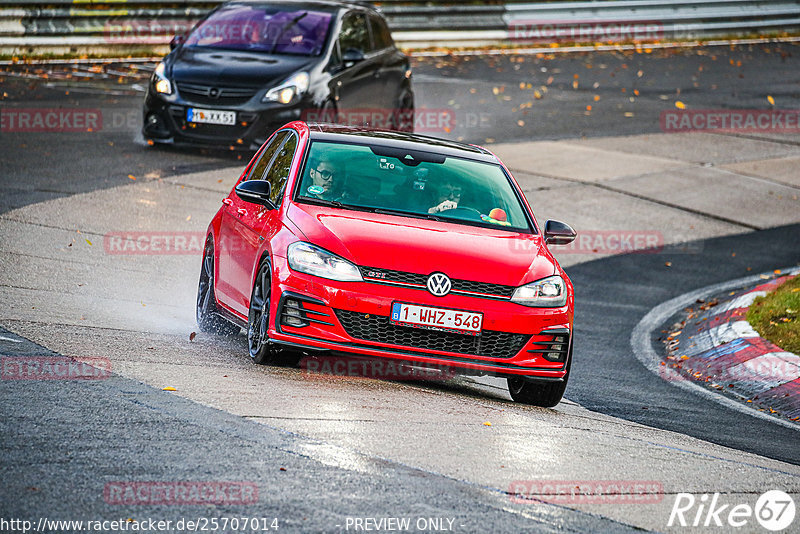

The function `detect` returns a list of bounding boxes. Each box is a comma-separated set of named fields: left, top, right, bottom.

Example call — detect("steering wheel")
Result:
left=438, top=206, right=482, bottom=220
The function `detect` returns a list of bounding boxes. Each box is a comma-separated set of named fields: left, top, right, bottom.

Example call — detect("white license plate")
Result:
left=391, top=302, right=483, bottom=336
left=186, top=108, right=236, bottom=125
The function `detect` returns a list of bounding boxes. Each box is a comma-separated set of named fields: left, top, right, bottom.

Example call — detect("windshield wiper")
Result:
left=299, top=196, right=345, bottom=209
left=373, top=208, right=441, bottom=222
left=300, top=199, right=442, bottom=221
left=269, top=12, right=308, bottom=53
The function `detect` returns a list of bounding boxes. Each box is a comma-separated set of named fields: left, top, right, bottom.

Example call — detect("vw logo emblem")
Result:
left=427, top=272, right=451, bottom=297
left=208, top=87, right=220, bottom=98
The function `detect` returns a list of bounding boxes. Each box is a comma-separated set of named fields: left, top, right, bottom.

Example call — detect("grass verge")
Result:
left=748, top=275, right=800, bottom=354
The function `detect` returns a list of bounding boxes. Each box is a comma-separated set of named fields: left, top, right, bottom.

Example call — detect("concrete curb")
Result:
left=664, top=274, right=800, bottom=423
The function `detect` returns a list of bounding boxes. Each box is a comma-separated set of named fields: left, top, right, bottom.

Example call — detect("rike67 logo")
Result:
left=668, top=490, right=795, bottom=531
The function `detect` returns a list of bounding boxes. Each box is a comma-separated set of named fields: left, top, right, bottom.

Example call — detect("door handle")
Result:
left=222, top=198, right=233, bottom=206
left=237, top=208, right=248, bottom=217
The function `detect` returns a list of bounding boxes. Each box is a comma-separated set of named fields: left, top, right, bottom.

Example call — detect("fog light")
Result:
left=281, top=299, right=309, bottom=327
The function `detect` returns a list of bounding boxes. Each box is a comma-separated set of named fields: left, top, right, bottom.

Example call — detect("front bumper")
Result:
left=268, top=256, right=573, bottom=379
left=142, top=90, right=310, bottom=150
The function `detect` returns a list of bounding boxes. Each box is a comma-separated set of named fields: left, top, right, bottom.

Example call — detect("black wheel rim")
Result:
left=248, top=265, right=270, bottom=357
left=197, top=241, right=214, bottom=321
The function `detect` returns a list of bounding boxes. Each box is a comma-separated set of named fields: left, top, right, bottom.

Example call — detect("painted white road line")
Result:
left=630, top=266, right=800, bottom=432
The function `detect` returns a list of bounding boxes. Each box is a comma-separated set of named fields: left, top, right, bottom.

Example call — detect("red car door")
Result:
left=216, top=131, right=291, bottom=315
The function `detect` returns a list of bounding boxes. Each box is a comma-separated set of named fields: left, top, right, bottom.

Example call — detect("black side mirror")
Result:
left=170, top=35, right=185, bottom=50
left=342, top=48, right=365, bottom=67
left=543, top=220, right=576, bottom=245
left=235, top=180, right=276, bottom=209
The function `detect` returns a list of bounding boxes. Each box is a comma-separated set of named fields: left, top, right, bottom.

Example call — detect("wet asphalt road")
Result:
left=1, top=42, right=799, bottom=531
left=568, top=224, right=800, bottom=466
left=2, top=41, right=798, bottom=215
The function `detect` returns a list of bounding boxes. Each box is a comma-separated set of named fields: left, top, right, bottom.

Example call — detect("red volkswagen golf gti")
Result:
left=197, top=121, right=577, bottom=406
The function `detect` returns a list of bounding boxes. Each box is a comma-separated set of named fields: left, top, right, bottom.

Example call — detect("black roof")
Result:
left=306, top=123, right=498, bottom=163
left=228, top=0, right=377, bottom=13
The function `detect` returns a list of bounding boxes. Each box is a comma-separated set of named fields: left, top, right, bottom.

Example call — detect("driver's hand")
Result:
left=429, top=200, right=458, bottom=214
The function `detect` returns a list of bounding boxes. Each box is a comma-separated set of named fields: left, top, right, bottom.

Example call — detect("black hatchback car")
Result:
left=143, top=0, right=413, bottom=149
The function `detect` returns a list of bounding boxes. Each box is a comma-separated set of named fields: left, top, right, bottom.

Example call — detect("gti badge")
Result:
left=427, top=272, right=451, bottom=297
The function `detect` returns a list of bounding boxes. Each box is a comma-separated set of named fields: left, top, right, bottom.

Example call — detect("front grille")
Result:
left=360, top=266, right=516, bottom=298
left=335, top=309, right=530, bottom=359
left=176, top=82, right=258, bottom=106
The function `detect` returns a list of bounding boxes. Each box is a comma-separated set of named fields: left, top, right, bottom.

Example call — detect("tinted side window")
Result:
left=339, top=12, right=369, bottom=53
left=368, top=14, right=392, bottom=50
left=247, top=131, right=289, bottom=181
left=265, top=133, right=298, bottom=204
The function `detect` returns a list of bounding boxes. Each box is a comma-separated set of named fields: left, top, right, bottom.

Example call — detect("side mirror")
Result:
left=170, top=35, right=185, bottom=50
left=342, top=47, right=365, bottom=67
left=235, top=180, right=276, bottom=209
left=543, top=220, right=576, bottom=245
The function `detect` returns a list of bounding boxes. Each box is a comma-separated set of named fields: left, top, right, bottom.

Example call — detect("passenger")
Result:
left=428, top=178, right=463, bottom=214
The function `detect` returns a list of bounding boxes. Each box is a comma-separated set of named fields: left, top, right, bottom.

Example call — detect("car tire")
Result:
left=247, top=260, right=280, bottom=365
left=247, top=259, right=302, bottom=367
left=392, top=87, right=414, bottom=132
left=196, top=237, right=241, bottom=336
left=318, top=99, right=339, bottom=124
left=507, top=344, right=572, bottom=407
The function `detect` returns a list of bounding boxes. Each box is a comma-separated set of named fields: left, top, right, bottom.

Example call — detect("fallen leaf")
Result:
left=483, top=422, right=492, bottom=427
left=665, top=262, right=672, bottom=267
left=675, top=101, right=686, bottom=110
left=189, top=332, right=197, bottom=342
left=186, top=215, right=191, bottom=221
left=163, top=386, right=176, bottom=391
left=593, top=95, right=600, bottom=102
left=128, top=174, right=136, bottom=180
left=85, top=239, right=92, bottom=246
left=767, top=95, right=775, bottom=106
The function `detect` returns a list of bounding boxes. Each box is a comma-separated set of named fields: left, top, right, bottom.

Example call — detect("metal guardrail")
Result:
left=1, top=0, right=799, bottom=55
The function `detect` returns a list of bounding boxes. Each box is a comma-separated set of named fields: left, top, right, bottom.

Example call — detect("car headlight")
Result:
left=153, top=62, right=172, bottom=95
left=511, top=275, right=567, bottom=307
left=287, top=242, right=363, bottom=282
left=263, top=72, right=309, bottom=104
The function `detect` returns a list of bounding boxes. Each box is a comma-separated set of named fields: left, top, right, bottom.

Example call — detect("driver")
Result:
left=307, top=155, right=338, bottom=199
left=428, top=178, right=462, bottom=214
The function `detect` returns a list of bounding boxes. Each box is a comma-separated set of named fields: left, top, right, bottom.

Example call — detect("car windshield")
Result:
left=296, top=141, right=532, bottom=232
left=185, top=4, right=333, bottom=56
